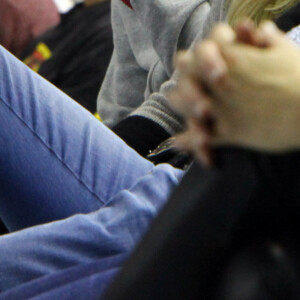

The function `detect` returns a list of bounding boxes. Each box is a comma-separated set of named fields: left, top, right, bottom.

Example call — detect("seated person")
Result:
left=103, top=17, right=300, bottom=300
left=0, top=0, right=299, bottom=298
left=0, top=17, right=300, bottom=299
left=99, top=0, right=221, bottom=157
left=21, top=0, right=113, bottom=114
left=0, top=0, right=60, bottom=57
left=97, top=0, right=298, bottom=159
left=0, top=15, right=300, bottom=300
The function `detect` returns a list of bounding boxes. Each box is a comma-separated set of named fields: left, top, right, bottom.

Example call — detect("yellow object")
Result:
left=94, top=112, right=102, bottom=121
left=23, top=43, right=52, bottom=72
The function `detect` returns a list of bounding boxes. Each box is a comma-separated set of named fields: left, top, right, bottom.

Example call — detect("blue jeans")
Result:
left=0, top=46, right=184, bottom=292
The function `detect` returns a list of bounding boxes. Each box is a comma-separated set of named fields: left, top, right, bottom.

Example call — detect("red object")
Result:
left=121, top=0, right=133, bottom=9
left=0, top=0, right=60, bottom=56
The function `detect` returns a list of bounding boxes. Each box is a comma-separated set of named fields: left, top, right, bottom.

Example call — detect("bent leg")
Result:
left=0, top=163, right=182, bottom=292
left=102, top=148, right=272, bottom=300
left=0, top=46, right=154, bottom=231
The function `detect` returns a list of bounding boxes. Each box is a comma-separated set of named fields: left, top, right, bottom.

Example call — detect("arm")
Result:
left=99, top=0, right=226, bottom=157
left=114, top=0, right=226, bottom=156
left=99, top=0, right=174, bottom=156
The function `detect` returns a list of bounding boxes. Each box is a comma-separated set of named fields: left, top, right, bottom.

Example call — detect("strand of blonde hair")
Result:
left=227, top=0, right=299, bottom=27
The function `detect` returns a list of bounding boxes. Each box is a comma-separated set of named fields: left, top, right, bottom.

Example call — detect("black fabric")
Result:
left=215, top=242, right=300, bottom=300
left=0, top=219, right=7, bottom=235
left=275, top=2, right=300, bottom=32
left=112, top=116, right=171, bottom=157
left=103, top=148, right=300, bottom=300
left=20, top=2, right=113, bottom=113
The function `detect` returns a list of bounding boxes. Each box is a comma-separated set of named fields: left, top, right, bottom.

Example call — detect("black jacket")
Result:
left=21, top=2, right=113, bottom=113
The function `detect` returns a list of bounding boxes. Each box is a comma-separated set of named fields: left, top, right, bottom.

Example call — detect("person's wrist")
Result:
left=112, top=116, right=171, bottom=157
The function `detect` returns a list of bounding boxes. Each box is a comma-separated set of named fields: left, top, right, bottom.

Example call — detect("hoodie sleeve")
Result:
left=106, top=0, right=226, bottom=156
left=127, top=0, right=227, bottom=136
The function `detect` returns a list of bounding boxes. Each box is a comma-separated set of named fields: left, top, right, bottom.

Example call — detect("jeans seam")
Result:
left=0, top=96, right=105, bottom=205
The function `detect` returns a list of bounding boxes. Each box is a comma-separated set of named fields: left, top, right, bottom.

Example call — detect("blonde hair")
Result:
left=227, top=0, right=299, bottom=27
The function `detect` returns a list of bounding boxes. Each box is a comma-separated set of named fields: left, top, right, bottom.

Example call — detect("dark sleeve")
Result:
left=112, top=116, right=171, bottom=157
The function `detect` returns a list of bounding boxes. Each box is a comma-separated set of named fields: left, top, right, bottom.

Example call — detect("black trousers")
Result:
left=103, top=147, right=300, bottom=300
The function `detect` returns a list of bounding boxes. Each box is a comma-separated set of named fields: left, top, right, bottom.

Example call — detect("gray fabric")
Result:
left=97, top=0, right=226, bottom=135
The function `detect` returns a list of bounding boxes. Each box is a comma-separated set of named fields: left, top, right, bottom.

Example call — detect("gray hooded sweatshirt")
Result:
left=97, top=0, right=227, bottom=155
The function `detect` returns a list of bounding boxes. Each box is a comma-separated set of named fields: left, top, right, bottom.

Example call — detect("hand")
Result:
left=169, top=21, right=300, bottom=165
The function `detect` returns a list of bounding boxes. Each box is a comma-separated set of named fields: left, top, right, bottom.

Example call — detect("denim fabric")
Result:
left=0, top=254, right=126, bottom=300
left=0, top=45, right=184, bottom=293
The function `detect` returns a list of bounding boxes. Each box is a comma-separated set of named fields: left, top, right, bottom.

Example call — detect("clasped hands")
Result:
left=169, top=20, right=300, bottom=166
